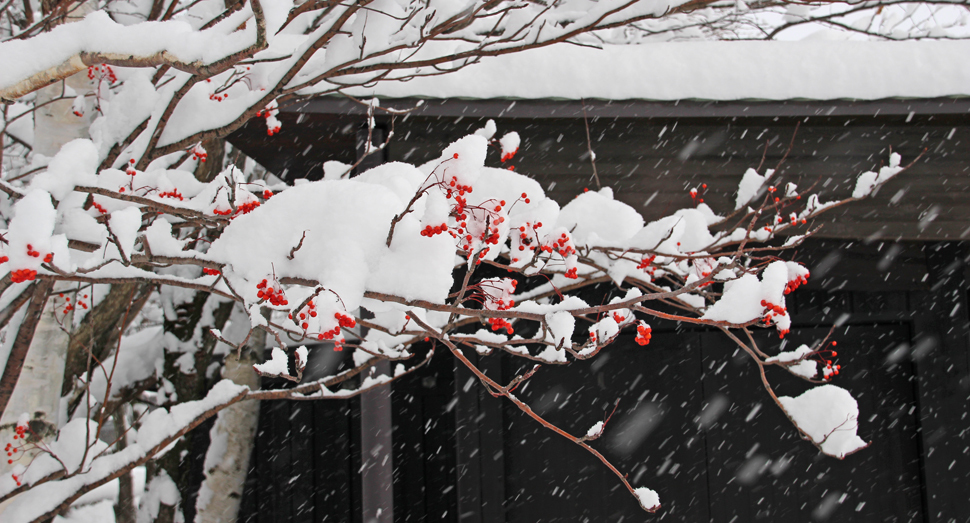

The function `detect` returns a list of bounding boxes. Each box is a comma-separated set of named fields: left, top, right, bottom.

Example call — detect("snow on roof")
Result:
left=347, top=40, right=970, bottom=102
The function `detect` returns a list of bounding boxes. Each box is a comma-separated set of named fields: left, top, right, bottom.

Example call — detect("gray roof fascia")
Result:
left=293, top=96, right=970, bottom=119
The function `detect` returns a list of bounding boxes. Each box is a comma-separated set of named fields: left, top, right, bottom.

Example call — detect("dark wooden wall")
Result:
left=230, top=98, right=970, bottom=240
left=238, top=240, right=970, bottom=523
left=229, top=99, right=970, bottom=522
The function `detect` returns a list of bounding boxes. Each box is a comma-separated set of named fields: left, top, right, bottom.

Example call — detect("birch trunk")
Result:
left=194, top=305, right=265, bottom=523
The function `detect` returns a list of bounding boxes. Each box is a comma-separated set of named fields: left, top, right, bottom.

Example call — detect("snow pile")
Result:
left=702, top=261, right=792, bottom=336
left=735, top=168, right=773, bottom=210
left=777, top=385, right=868, bottom=459
left=765, top=344, right=817, bottom=379
left=634, top=486, right=661, bottom=511
left=253, top=347, right=289, bottom=377
left=0, top=10, right=258, bottom=94
left=852, top=152, right=904, bottom=198
left=344, top=40, right=970, bottom=101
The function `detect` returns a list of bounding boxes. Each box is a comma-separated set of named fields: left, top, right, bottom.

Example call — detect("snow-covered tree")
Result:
left=0, top=0, right=948, bottom=521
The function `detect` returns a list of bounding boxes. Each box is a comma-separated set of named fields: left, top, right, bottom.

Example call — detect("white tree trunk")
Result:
left=0, top=304, right=70, bottom=518
left=31, top=2, right=96, bottom=157
left=0, top=3, right=95, bottom=516
left=194, top=306, right=264, bottom=523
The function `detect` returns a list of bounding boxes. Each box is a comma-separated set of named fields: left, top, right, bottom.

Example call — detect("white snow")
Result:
left=1, top=381, right=248, bottom=523
left=634, top=486, right=661, bottom=511
left=852, top=152, right=904, bottom=198
left=0, top=10, right=258, bottom=93
left=253, top=347, right=289, bottom=377
left=735, top=168, right=773, bottom=210
left=346, top=41, right=970, bottom=101
left=766, top=344, right=818, bottom=379
left=778, top=385, right=868, bottom=459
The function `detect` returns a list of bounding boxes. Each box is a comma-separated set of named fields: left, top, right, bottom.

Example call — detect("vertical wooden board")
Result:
left=502, top=330, right=710, bottom=522
left=391, top=372, right=429, bottom=522
left=699, top=324, right=924, bottom=523
left=419, top=356, right=460, bottom=522
left=477, top=354, right=507, bottom=523
left=288, top=403, right=313, bottom=523
left=912, top=242, right=970, bottom=522
left=238, top=443, right=259, bottom=523
left=389, top=344, right=459, bottom=522
left=313, top=400, right=355, bottom=522
left=349, top=397, right=364, bottom=523
left=238, top=406, right=266, bottom=523
left=274, top=401, right=295, bottom=523
left=453, top=352, right=483, bottom=523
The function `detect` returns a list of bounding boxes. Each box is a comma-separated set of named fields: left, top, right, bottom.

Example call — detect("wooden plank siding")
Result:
left=229, top=99, right=970, bottom=241
left=229, top=99, right=970, bottom=522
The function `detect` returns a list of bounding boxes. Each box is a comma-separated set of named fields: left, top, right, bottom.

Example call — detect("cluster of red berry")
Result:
left=262, top=190, right=273, bottom=199
left=761, top=300, right=786, bottom=317
left=689, top=183, right=707, bottom=205
left=784, top=272, right=810, bottom=294
left=56, top=292, right=73, bottom=311
left=540, top=232, right=576, bottom=259
left=255, top=103, right=281, bottom=136
left=500, top=144, right=519, bottom=163
left=11, top=269, right=37, bottom=283
left=202, top=268, right=220, bottom=276
left=87, top=64, right=117, bottom=83
left=57, top=292, right=73, bottom=315
left=191, top=144, right=208, bottom=163
left=636, top=254, right=656, bottom=271
left=208, top=92, right=228, bottom=102
left=256, top=279, right=287, bottom=306
left=635, top=322, right=652, bottom=346
left=6, top=422, right=27, bottom=481
left=213, top=200, right=260, bottom=217
left=91, top=199, right=108, bottom=214
left=158, top=189, right=184, bottom=201
left=761, top=300, right=789, bottom=338
left=488, top=317, right=514, bottom=335
left=0, top=255, right=8, bottom=264
left=786, top=212, right=808, bottom=226
left=481, top=278, right=517, bottom=310
left=316, top=313, right=356, bottom=342
left=336, top=313, right=356, bottom=329
left=815, top=341, right=841, bottom=379
left=491, top=296, right=515, bottom=311
left=125, top=159, right=137, bottom=177
left=290, top=301, right=317, bottom=330
left=420, top=223, right=449, bottom=237
left=612, top=312, right=626, bottom=324
left=237, top=201, right=260, bottom=214
left=5, top=438, right=21, bottom=463
left=513, top=220, right=542, bottom=255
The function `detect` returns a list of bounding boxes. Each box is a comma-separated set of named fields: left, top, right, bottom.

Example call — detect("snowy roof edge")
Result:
left=330, top=41, right=970, bottom=103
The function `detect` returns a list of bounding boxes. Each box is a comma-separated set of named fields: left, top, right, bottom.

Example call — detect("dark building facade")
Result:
left=230, top=97, right=970, bottom=522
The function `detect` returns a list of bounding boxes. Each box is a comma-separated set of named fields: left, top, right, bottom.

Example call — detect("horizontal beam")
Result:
left=294, top=96, right=970, bottom=119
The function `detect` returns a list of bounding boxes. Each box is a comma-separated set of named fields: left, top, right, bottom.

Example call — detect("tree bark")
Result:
left=113, top=409, right=137, bottom=523
left=195, top=304, right=265, bottom=523
left=0, top=280, right=55, bottom=425
left=61, top=282, right=153, bottom=396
